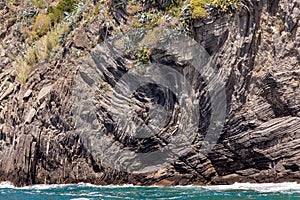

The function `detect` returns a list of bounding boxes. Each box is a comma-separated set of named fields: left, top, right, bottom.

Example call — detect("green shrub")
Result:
left=190, top=0, right=211, bottom=18
left=212, top=0, right=240, bottom=13
left=165, top=0, right=183, bottom=17
left=125, top=46, right=151, bottom=64
left=48, top=0, right=78, bottom=24
left=190, top=0, right=240, bottom=19
left=137, top=47, right=151, bottom=64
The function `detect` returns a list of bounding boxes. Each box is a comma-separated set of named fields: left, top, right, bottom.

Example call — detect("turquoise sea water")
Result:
left=0, top=182, right=299, bottom=200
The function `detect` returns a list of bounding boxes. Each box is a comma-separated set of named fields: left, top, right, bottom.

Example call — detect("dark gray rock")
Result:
left=0, top=0, right=299, bottom=186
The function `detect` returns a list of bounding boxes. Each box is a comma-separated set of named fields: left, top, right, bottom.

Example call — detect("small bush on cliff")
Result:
left=48, top=0, right=78, bottom=24
left=35, top=24, right=69, bottom=62
left=15, top=24, right=69, bottom=84
left=137, top=47, right=151, bottom=64
left=190, top=0, right=211, bottom=18
left=124, top=46, right=151, bottom=64
left=212, top=0, right=240, bottom=13
left=15, top=58, right=31, bottom=84
left=34, top=14, right=52, bottom=37
left=165, top=0, right=183, bottom=17
left=190, top=0, right=240, bottom=18
left=26, top=47, right=38, bottom=66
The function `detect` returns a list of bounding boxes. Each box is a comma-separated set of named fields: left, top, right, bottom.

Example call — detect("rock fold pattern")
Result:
left=0, top=0, right=299, bottom=186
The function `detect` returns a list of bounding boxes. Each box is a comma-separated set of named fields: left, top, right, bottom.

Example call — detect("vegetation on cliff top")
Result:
left=7, top=0, right=241, bottom=84
left=190, top=0, right=240, bottom=18
left=12, top=0, right=83, bottom=84
left=48, top=0, right=78, bottom=24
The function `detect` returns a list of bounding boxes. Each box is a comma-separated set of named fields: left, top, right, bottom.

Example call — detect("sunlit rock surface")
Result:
left=0, top=0, right=299, bottom=186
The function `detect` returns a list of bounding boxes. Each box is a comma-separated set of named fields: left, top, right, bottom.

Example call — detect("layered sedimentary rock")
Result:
left=0, top=0, right=299, bottom=186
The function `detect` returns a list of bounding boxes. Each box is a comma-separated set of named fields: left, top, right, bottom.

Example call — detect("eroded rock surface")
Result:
left=0, top=0, right=299, bottom=186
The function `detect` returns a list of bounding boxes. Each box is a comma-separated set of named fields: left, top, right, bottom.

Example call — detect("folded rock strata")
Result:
left=0, top=0, right=299, bottom=186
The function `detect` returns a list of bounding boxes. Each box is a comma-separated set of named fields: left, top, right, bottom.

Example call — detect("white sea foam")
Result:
left=21, top=183, right=76, bottom=190
left=0, top=181, right=15, bottom=189
left=0, top=181, right=299, bottom=193
left=203, top=182, right=300, bottom=193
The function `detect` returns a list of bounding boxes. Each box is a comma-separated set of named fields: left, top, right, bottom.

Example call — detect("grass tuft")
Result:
left=15, top=58, right=31, bottom=85
left=34, top=14, right=52, bottom=37
left=15, top=24, right=69, bottom=84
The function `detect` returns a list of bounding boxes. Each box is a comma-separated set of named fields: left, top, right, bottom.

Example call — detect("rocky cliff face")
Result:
left=0, top=0, right=299, bottom=186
